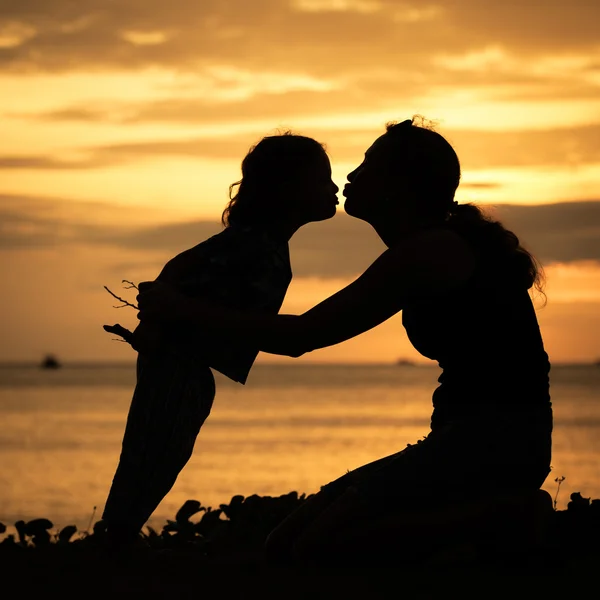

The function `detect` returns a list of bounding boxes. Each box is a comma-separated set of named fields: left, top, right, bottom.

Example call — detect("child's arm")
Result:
left=102, top=245, right=203, bottom=350
left=137, top=229, right=475, bottom=357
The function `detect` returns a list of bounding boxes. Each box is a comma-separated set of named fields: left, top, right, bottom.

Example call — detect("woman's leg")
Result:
left=102, top=354, right=215, bottom=542
left=264, top=489, right=342, bottom=564
left=291, top=486, right=555, bottom=566
left=289, top=417, right=555, bottom=565
left=264, top=450, right=410, bottom=563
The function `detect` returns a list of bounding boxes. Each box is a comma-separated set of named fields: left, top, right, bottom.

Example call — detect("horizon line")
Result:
left=0, top=360, right=598, bottom=368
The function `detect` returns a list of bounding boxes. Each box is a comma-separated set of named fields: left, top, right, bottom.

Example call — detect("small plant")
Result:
left=85, top=505, right=97, bottom=536
left=553, top=476, right=566, bottom=510
left=4, top=487, right=600, bottom=567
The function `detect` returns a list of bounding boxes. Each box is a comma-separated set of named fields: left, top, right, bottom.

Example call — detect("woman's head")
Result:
left=345, top=116, right=545, bottom=298
left=222, top=132, right=338, bottom=229
left=343, top=116, right=461, bottom=227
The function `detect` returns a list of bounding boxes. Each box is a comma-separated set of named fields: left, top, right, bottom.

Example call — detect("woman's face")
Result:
left=343, top=134, right=396, bottom=222
left=292, top=151, right=339, bottom=223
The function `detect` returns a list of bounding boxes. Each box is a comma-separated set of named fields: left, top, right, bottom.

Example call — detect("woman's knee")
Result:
left=263, top=490, right=342, bottom=564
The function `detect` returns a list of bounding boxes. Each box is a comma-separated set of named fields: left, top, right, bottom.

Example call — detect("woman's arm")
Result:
left=137, top=229, right=475, bottom=357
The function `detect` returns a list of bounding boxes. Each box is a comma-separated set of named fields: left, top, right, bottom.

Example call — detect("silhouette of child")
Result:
left=101, top=132, right=339, bottom=543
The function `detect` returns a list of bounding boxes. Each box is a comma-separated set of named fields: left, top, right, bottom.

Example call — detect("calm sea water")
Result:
left=1, top=363, right=599, bottom=531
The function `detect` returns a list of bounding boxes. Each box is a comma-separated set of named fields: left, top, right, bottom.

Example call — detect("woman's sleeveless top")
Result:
left=401, top=247, right=551, bottom=430
left=159, top=225, right=292, bottom=384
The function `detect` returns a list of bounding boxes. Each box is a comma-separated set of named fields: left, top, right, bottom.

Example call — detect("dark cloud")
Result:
left=0, top=155, right=114, bottom=169
left=23, top=66, right=600, bottom=129
left=460, top=182, right=500, bottom=189
left=92, top=137, right=256, bottom=162
left=329, top=124, right=600, bottom=170
left=2, top=193, right=600, bottom=274
left=442, top=0, right=600, bottom=51
left=24, top=87, right=407, bottom=126
left=111, top=220, right=223, bottom=253
left=0, top=1, right=451, bottom=74
left=0, top=0, right=598, bottom=76
left=3, top=0, right=598, bottom=184
left=496, top=202, right=600, bottom=264
left=286, top=201, right=600, bottom=274
left=0, top=205, right=108, bottom=248
left=0, top=193, right=171, bottom=247
left=2, top=123, right=600, bottom=171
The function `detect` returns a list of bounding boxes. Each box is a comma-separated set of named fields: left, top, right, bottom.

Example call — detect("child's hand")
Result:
left=103, top=322, right=163, bottom=355
left=137, top=280, right=192, bottom=322
left=103, top=324, right=134, bottom=344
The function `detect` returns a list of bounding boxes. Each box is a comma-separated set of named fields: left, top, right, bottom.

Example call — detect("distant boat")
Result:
left=395, top=358, right=416, bottom=367
left=40, top=354, right=61, bottom=369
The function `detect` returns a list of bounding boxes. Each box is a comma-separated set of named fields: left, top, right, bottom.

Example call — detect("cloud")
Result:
left=0, top=155, right=115, bottom=169
left=3, top=1, right=599, bottom=180
left=24, top=69, right=600, bottom=126
left=2, top=193, right=600, bottom=274
left=0, top=205, right=108, bottom=248
left=495, top=201, right=600, bottom=264
left=447, top=125, right=600, bottom=170
left=2, top=122, right=600, bottom=171
left=441, top=1, right=600, bottom=51
left=1, top=0, right=598, bottom=77
left=288, top=201, right=600, bottom=274
left=0, top=193, right=174, bottom=248
left=25, top=87, right=402, bottom=126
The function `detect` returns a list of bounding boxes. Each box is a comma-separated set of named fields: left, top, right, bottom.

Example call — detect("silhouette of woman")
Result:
left=135, top=116, right=553, bottom=562
left=101, top=132, right=338, bottom=544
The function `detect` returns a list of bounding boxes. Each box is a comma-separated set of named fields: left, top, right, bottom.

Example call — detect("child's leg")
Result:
left=102, top=354, right=215, bottom=541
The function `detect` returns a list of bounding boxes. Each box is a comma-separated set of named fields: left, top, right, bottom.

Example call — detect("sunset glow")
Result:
left=1, top=0, right=599, bottom=363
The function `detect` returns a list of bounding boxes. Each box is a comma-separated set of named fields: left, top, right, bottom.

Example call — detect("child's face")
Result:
left=292, top=151, right=339, bottom=223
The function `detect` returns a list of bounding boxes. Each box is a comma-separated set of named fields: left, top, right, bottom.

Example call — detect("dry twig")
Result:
left=103, top=280, right=138, bottom=345
left=121, top=280, right=139, bottom=290
left=103, top=279, right=139, bottom=310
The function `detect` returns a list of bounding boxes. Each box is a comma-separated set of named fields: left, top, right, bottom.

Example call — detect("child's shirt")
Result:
left=155, top=225, right=293, bottom=384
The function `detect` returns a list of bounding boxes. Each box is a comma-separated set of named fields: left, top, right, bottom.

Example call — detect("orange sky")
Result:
left=1, top=0, right=600, bottom=364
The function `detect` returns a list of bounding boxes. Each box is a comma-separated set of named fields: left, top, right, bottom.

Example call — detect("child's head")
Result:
left=222, top=132, right=339, bottom=228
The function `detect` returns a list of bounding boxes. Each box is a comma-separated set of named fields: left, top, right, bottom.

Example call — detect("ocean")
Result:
left=1, top=362, right=599, bottom=532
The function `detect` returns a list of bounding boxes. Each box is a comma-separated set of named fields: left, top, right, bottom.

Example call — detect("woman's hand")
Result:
left=136, top=280, right=193, bottom=322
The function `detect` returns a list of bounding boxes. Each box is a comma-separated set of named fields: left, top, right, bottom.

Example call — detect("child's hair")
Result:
left=222, top=131, right=327, bottom=227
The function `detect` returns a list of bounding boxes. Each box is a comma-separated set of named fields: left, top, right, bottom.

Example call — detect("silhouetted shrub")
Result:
left=1, top=490, right=599, bottom=569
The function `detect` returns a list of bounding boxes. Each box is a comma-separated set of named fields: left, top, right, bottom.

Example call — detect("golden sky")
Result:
left=1, top=0, right=600, bottom=364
